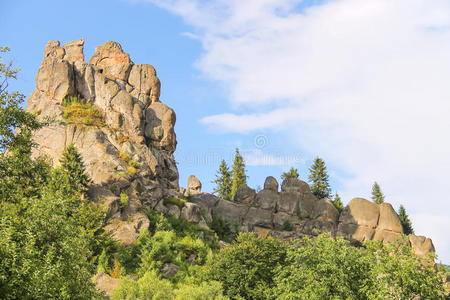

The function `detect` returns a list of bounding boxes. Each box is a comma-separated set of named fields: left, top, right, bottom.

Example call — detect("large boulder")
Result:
left=264, top=176, right=279, bottom=192
left=187, top=175, right=202, bottom=195
left=277, top=191, right=299, bottom=215
left=409, top=234, right=435, bottom=259
left=312, top=198, right=339, bottom=224
left=234, top=185, right=256, bottom=205
left=255, top=189, right=279, bottom=210
left=337, top=198, right=380, bottom=241
left=281, top=177, right=310, bottom=194
left=89, top=41, right=131, bottom=67
left=105, top=212, right=150, bottom=247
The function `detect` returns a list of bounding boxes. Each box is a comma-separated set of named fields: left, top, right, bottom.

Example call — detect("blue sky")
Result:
left=1, top=0, right=449, bottom=263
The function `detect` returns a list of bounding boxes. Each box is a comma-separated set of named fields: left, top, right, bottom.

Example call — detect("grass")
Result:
left=62, top=95, right=104, bottom=127
left=120, top=192, right=129, bottom=209
left=119, top=151, right=139, bottom=175
left=163, top=197, right=187, bottom=209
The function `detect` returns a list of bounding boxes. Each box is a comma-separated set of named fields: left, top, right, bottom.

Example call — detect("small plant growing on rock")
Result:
left=119, top=151, right=131, bottom=162
left=282, top=220, right=293, bottom=231
left=163, top=196, right=187, bottom=209
left=120, top=192, right=128, bottom=209
left=127, top=165, right=137, bottom=175
left=61, top=95, right=104, bottom=127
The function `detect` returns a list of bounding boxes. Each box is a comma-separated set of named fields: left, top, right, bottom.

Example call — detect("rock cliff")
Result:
left=26, top=39, right=187, bottom=245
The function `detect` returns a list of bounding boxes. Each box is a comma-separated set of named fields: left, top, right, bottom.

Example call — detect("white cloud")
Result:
left=146, top=0, right=450, bottom=262
left=243, top=148, right=303, bottom=167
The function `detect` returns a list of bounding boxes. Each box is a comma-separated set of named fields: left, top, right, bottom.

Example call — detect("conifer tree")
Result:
left=60, top=144, right=90, bottom=193
left=333, top=192, right=344, bottom=213
left=371, top=181, right=385, bottom=204
left=308, top=157, right=331, bottom=199
left=230, top=148, right=247, bottom=200
left=398, top=205, right=414, bottom=235
left=281, top=167, right=299, bottom=180
left=213, top=159, right=232, bottom=200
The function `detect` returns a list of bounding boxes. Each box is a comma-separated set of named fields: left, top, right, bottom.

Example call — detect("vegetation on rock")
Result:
left=281, top=167, right=299, bottom=180
left=333, top=192, right=344, bottom=213
left=398, top=204, right=414, bottom=235
left=308, top=157, right=332, bottom=199
left=212, top=159, right=232, bottom=200
left=371, top=181, right=385, bottom=204
left=230, top=148, right=247, bottom=200
left=62, top=95, right=105, bottom=127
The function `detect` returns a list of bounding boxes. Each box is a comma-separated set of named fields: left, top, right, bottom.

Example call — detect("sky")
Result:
left=1, top=0, right=449, bottom=263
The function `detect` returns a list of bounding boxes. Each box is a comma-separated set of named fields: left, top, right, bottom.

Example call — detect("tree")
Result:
left=308, top=157, right=331, bottom=199
left=332, top=192, right=344, bottom=213
left=398, top=205, right=414, bottom=235
left=281, top=167, right=299, bottom=180
left=212, top=159, right=232, bottom=200
left=371, top=181, right=385, bottom=204
left=60, top=143, right=90, bottom=193
left=230, top=148, right=247, bottom=200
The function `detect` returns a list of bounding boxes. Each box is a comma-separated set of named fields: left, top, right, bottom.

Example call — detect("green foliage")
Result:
left=60, top=144, right=90, bottom=192
left=308, top=157, right=331, bottom=199
left=398, top=204, right=414, bottom=235
left=62, top=95, right=105, bottom=127
left=200, top=233, right=289, bottom=299
left=230, top=148, right=247, bottom=200
left=209, top=213, right=238, bottom=243
left=120, top=192, right=129, bottom=209
left=333, top=192, right=344, bottom=213
left=282, top=220, right=293, bottom=231
left=174, top=281, right=228, bottom=300
left=212, top=159, right=232, bottom=200
left=163, top=196, right=187, bottom=209
left=97, top=248, right=110, bottom=274
left=281, top=167, right=299, bottom=180
left=371, top=181, right=385, bottom=204
left=271, top=234, right=445, bottom=299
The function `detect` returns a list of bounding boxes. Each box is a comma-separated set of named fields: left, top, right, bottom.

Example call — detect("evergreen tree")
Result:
left=371, top=182, right=385, bottom=204
left=308, top=157, right=331, bottom=199
left=333, top=192, right=344, bottom=213
left=230, top=148, right=247, bottom=200
left=60, top=144, right=90, bottom=193
left=281, top=167, right=299, bottom=180
left=398, top=205, right=414, bottom=235
left=212, top=159, right=232, bottom=200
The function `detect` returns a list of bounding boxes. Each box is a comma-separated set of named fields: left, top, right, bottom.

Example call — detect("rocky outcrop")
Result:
left=26, top=39, right=203, bottom=246
left=337, top=198, right=404, bottom=243
left=187, top=175, right=202, bottom=195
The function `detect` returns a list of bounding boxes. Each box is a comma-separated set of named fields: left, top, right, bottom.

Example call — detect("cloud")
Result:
left=242, top=148, right=303, bottom=167
left=146, top=0, right=450, bottom=262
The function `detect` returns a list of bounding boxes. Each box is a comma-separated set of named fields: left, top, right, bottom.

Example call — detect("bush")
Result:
left=282, top=220, right=293, bottom=231
left=62, top=95, right=104, bottom=127
left=163, top=197, right=187, bottom=209
left=209, top=213, right=238, bottom=243
left=120, top=192, right=128, bottom=208
left=200, top=233, right=289, bottom=299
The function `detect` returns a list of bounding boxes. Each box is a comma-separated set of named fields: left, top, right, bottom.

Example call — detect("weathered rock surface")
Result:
left=94, top=272, right=119, bottom=296
left=409, top=234, right=435, bottom=259
left=187, top=175, right=202, bottom=195
left=26, top=39, right=187, bottom=246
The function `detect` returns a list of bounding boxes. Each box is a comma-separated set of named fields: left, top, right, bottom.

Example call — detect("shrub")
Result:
left=163, top=197, right=187, bottom=209
left=127, top=165, right=137, bottom=175
left=61, top=95, right=104, bottom=127
left=209, top=213, right=238, bottom=243
left=120, top=192, right=129, bottom=209
left=282, top=220, right=293, bottom=231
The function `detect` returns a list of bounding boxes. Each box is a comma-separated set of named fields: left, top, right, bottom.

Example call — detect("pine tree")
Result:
left=333, top=192, right=344, bottom=213
left=231, top=148, right=247, bottom=200
left=213, top=159, right=232, bottom=200
left=308, top=157, right=331, bottom=199
left=371, top=182, right=385, bottom=204
left=60, top=144, right=90, bottom=192
left=281, top=167, right=299, bottom=180
left=398, top=205, right=414, bottom=235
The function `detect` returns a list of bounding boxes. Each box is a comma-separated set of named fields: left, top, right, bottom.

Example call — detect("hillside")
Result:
left=0, top=39, right=448, bottom=299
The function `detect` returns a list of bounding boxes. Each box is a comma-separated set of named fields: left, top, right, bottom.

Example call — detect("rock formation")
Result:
left=26, top=39, right=435, bottom=260
left=190, top=176, right=435, bottom=258
left=26, top=39, right=204, bottom=246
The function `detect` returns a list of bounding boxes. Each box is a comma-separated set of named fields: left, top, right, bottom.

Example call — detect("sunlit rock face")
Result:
left=27, top=39, right=181, bottom=245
